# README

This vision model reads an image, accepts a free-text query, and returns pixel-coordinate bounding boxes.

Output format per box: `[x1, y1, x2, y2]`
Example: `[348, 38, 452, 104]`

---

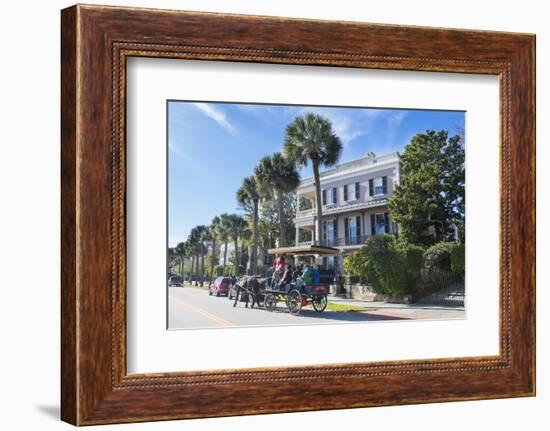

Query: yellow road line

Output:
[172, 297, 235, 327]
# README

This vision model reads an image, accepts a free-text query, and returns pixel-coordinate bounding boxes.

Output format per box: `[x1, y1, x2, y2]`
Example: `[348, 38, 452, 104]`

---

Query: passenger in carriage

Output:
[312, 264, 322, 284]
[301, 265, 314, 285]
[278, 265, 293, 292]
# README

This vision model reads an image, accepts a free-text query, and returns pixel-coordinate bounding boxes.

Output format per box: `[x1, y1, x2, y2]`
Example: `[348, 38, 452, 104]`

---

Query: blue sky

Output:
[168, 101, 464, 247]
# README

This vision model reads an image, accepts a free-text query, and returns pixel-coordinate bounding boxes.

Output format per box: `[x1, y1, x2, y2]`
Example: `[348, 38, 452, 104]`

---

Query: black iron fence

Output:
[414, 268, 465, 306]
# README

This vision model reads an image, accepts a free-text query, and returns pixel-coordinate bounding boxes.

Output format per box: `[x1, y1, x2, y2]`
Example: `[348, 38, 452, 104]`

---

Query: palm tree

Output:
[216, 213, 231, 276]
[175, 242, 186, 277]
[185, 238, 197, 283]
[208, 216, 221, 281]
[236, 176, 261, 275]
[198, 227, 212, 286]
[188, 226, 206, 285]
[224, 214, 247, 276]
[254, 153, 300, 247]
[284, 113, 342, 244]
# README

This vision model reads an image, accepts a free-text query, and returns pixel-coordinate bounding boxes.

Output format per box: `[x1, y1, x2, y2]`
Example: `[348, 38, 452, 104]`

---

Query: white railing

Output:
[296, 208, 316, 218]
[295, 198, 388, 219]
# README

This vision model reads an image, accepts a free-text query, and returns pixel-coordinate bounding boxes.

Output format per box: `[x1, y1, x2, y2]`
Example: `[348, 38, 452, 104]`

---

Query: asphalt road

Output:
[168, 286, 405, 330]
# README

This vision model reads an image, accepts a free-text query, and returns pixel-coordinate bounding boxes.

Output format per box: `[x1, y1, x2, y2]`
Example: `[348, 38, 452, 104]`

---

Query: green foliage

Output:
[423, 242, 454, 272]
[344, 236, 430, 299]
[388, 130, 464, 246]
[283, 113, 343, 168]
[223, 265, 245, 277]
[284, 113, 343, 245]
[364, 245, 407, 298]
[344, 251, 369, 284]
[214, 265, 224, 277]
[254, 153, 300, 246]
[394, 240, 425, 271]
[450, 243, 465, 275]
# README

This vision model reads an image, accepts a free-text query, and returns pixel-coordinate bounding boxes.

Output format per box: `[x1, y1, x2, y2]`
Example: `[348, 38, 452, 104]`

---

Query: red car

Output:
[209, 277, 231, 297]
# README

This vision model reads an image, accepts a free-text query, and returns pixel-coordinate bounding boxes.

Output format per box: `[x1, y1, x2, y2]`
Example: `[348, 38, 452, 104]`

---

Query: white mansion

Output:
[294, 152, 400, 270]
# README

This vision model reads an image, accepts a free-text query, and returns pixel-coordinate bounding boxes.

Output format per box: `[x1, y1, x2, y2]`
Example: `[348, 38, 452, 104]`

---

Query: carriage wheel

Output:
[312, 294, 328, 312]
[286, 289, 302, 316]
[264, 293, 277, 312]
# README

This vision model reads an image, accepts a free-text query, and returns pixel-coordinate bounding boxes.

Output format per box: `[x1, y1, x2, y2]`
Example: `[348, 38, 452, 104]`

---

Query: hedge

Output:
[450, 243, 465, 275]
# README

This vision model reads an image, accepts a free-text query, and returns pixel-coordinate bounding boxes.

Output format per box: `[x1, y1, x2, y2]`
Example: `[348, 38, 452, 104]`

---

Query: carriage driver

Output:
[271, 254, 286, 287]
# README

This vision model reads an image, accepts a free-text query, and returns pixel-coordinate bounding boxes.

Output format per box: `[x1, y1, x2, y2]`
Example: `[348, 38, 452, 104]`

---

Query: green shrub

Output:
[423, 242, 454, 272]
[344, 253, 368, 284]
[450, 243, 465, 275]
[361, 235, 408, 298]
[393, 240, 425, 294]
[345, 235, 432, 299]
[365, 246, 407, 298]
[393, 240, 424, 271]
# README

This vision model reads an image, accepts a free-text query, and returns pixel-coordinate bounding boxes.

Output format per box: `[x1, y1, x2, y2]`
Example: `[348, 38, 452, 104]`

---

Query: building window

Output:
[370, 212, 391, 235]
[327, 255, 338, 269]
[344, 183, 360, 202]
[322, 220, 336, 246]
[369, 176, 388, 197]
[375, 213, 386, 234]
[374, 177, 384, 195]
[345, 216, 362, 245]
[323, 187, 337, 206]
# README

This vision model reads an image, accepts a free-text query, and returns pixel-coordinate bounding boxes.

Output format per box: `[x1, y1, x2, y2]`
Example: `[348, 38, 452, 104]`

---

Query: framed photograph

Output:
[61, 4, 535, 425]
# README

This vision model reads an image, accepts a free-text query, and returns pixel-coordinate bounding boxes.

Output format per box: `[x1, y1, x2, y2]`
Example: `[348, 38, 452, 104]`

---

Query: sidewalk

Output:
[329, 296, 465, 320]
[176, 282, 465, 320]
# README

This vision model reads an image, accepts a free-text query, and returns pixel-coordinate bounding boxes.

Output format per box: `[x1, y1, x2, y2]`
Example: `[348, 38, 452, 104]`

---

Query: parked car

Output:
[168, 275, 183, 287]
[209, 277, 231, 296]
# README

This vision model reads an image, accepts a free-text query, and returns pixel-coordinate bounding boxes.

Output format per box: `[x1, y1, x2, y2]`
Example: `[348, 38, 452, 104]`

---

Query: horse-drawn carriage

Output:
[262, 243, 339, 316]
[263, 282, 329, 315]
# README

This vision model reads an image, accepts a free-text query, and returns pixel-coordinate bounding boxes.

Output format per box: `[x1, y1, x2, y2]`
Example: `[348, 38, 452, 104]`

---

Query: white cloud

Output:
[386, 111, 407, 128]
[297, 107, 364, 144]
[192, 103, 236, 134]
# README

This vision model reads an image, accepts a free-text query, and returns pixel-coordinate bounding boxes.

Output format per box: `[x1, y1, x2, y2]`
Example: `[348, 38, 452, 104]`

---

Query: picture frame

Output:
[61, 4, 535, 425]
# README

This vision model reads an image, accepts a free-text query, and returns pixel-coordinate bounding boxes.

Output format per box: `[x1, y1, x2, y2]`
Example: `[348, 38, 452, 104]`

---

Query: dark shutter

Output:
[343, 184, 348, 201]
[370, 214, 376, 236]
[332, 187, 337, 204]
[384, 212, 390, 233]
[355, 182, 360, 199]
[322, 189, 326, 205]
[323, 256, 328, 268]
[369, 179, 374, 196]
[322, 221, 327, 241]
[344, 218, 349, 242]
[382, 176, 388, 194]
[356, 216, 361, 239]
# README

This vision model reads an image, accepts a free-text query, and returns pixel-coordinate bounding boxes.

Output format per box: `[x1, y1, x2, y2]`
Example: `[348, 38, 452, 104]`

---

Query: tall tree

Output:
[198, 226, 212, 286]
[254, 153, 300, 247]
[208, 216, 221, 281]
[175, 242, 186, 277]
[236, 176, 261, 275]
[223, 214, 247, 276]
[284, 113, 342, 244]
[388, 130, 465, 245]
[185, 237, 197, 283]
[188, 225, 207, 285]
[216, 213, 231, 276]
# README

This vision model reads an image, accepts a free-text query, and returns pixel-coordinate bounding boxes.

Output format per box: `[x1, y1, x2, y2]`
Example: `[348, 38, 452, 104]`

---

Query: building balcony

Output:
[295, 197, 389, 222]
[296, 235, 373, 249]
